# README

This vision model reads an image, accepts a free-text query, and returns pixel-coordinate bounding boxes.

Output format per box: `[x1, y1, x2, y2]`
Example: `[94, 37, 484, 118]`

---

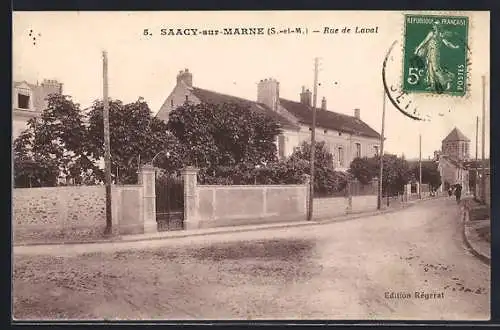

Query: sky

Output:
[12, 11, 490, 159]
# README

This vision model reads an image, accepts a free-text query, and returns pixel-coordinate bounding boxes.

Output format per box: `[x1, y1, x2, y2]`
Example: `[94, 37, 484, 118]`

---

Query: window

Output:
[18, 93, 30, 109]
[338, 147, 344, 167]
[373, 145, 379, 156]
[355, 143, 361, 158]
[171, 99, 174, 106]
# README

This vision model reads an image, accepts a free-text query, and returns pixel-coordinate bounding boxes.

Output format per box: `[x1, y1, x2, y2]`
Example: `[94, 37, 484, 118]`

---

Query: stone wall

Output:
[182, 167, 308, 229]
[312, 194, 378, 219]
[313, 197, 348, 219]
[194, 184, 308, 228]
[12, 166, 156, 244]
[475, 172, 491, 206]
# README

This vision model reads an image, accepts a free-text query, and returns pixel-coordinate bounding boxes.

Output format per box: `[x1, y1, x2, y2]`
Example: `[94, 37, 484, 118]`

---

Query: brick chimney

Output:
[354, 108, 360, 119]
[321, 97, 327, 110]
[300, 86, 312, 107]
[41, 79, 63, 95]
[257, 78, 280, 111]
[176, 68, 193, 87]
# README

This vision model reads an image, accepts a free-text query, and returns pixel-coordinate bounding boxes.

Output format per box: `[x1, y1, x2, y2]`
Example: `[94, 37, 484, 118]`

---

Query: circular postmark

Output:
[382, 13, 473, 122]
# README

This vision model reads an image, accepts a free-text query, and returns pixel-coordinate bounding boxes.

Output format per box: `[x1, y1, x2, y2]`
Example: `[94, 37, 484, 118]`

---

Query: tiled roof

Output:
[191, 87, 299, 130]
[278, 98, 381, 139]
[442, 127, 470, 142]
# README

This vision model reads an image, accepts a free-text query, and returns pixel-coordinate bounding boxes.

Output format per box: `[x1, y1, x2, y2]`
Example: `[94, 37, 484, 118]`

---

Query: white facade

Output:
[12, 79, 63, 139]
[12, 82, 38, 138]
[281, 125, 379, 171]
[157, 69, 380, 172]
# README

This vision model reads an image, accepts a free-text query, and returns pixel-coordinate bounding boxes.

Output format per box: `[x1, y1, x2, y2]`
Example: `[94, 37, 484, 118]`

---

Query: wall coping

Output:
[13, 184, 142, 191]
[198, 184, 308, 189]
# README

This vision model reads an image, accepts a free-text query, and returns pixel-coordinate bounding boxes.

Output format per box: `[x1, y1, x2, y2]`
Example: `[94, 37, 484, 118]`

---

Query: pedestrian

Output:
[455, 184, 462, 204]
[448, 187, 453, 197]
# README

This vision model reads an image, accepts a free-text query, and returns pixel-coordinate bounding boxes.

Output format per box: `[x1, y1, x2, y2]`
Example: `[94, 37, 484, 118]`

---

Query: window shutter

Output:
[278, 135, 285, 158]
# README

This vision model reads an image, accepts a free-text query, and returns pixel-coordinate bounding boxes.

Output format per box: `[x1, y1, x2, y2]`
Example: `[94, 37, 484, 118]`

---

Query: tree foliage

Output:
[13, 130, 59, 188]
[13, 94, 96, 187]
[349, 157, 379, 185]
[167, 102, 282, 181]
[288, 141, 348, 196]
[86, 98, 176, 183]
[411, 160, 442, 191]
[349, 154, 412, 195]
[13, 94, 177, 186]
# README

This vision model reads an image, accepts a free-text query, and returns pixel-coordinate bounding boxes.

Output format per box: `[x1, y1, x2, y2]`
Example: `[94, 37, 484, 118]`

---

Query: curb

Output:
[461, 208, 491, 266]
[13, 197, 435, 249]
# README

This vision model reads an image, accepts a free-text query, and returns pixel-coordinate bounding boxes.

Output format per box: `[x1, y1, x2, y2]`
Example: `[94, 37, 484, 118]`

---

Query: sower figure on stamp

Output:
[413, 21, 460, 93]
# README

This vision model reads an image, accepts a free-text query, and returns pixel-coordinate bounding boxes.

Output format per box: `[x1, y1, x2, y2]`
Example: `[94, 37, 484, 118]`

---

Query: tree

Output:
[166, 102, 282, 182]
[12, 94, 97, 186]
[86, 98, 177, 183]
[349, 157, 379, 184]
[288, 140, 335, 170]
[13, 130, 59, 187]
[13, 94, 179, 186]
[412, 161, 442, 191]
[379, 154, 412, 195]
[287, 141, 348, 196]
[349, 154, 411, 196]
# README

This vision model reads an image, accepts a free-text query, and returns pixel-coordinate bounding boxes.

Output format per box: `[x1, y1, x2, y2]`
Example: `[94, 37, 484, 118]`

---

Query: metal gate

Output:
[155, 173, 184, 231]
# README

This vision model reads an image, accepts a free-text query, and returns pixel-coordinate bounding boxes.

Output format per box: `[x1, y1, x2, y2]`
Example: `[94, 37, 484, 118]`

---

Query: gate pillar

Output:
[182, 166, 199, 230]
[141, 165, 158, 233]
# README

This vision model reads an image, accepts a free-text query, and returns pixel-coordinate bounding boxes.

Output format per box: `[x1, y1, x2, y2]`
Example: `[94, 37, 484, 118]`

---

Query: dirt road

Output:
[13, 198, 490, 320]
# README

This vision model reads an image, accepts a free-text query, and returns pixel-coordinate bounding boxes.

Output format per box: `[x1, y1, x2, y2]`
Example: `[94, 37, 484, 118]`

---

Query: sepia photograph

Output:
[12, 10, 491, 321]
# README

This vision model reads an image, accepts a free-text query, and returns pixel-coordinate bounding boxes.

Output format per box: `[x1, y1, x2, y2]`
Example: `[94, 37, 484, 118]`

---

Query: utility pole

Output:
[481, 75, 486, 204]
[103, 51, 113, 234]
[307, 57, 319, 221]
[475, 115, 479, 197]
[475, 116, 479, 161]
[377, 89, 386, 210]
[418, 134, 422, 199]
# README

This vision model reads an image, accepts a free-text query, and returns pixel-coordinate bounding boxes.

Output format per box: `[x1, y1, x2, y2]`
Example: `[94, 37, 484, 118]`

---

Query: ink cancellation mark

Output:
[403, 14, 469, 96]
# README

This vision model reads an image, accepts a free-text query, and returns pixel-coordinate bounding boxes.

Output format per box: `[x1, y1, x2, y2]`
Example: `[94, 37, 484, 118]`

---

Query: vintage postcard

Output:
[12, 10, 490, 321]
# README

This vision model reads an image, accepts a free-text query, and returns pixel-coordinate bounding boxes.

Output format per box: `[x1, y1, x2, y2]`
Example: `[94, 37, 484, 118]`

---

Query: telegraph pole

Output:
[418, 134, 422, 199]
[377, 89, 386, 210]
[307, 58, 319, 221]
[103, 51, 113, 234]
[475, 116, 479, 161]
[481, 75, 486, 203]
[475, 115, 479, 197]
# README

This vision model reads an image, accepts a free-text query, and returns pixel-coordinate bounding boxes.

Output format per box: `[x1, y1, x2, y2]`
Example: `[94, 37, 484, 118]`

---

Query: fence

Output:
[313, 179, 378, 219]
[12, 166, 157, 244]
[181, 167, 309, 229]
[475, 170, 491, 206]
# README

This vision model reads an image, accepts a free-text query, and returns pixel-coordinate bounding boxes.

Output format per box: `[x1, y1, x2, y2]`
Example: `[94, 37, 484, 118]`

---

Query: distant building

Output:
[156, 69, 381, 171]
[435, 127, 470, 193]
[12, 79, 63, 139]
[441, 127, 470, 161]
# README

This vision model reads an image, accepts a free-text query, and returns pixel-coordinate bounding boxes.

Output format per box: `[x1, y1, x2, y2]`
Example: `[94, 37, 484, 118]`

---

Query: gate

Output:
[155, 173, 184, 231]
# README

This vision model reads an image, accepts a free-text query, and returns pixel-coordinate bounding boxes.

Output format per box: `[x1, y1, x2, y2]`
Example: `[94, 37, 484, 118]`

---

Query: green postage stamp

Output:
[403, 14, 469, 96]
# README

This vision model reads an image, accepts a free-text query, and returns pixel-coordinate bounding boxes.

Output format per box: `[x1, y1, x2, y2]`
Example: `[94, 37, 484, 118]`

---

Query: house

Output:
[12, 79, 63, 139]
[435, 127, 471, 193]
[156, 69, 381, 171]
